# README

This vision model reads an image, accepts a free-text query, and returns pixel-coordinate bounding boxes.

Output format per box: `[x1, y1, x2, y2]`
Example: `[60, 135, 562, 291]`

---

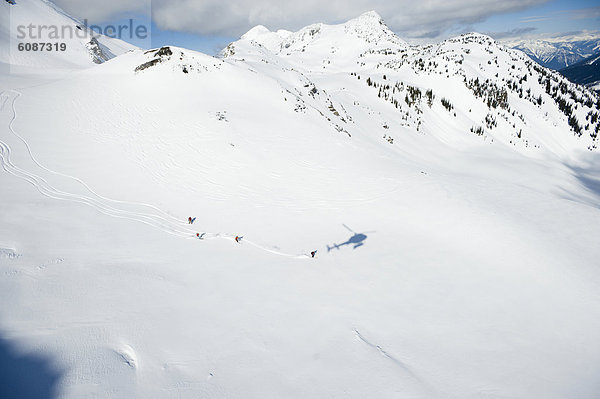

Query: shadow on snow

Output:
[0, 335, 63, 399]
[327, 224, 375, 252]
[563, 155, 600, 209]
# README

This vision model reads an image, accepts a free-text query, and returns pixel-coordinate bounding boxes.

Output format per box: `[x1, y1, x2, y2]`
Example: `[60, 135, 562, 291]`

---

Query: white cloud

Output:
[498, 29, 600, 46]
[51, 0, 549, 38]
[485, 27, 538, 40]
[51, 0, 149, 22]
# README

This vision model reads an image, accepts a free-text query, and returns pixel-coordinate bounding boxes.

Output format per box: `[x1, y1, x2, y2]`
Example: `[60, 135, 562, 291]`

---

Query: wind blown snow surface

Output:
[1, 5, 600, 399]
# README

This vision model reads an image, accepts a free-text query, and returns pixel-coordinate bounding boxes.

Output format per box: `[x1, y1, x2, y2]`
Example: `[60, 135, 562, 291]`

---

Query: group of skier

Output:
[187, 216, 317, 258]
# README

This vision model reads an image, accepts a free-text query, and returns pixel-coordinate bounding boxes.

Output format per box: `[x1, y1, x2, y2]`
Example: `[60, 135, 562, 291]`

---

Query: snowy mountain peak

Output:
[342, 10, 401, 45]
[238, 24, 292, 53]
[347, 10, 385, 25]
[450, 32, 497, 45]
[227, 10, 406, 65]
[241, 25, 272, 40]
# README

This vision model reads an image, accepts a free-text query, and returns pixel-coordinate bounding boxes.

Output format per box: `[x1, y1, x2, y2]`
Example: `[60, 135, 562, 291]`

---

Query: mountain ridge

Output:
[215, 17, 600, 153]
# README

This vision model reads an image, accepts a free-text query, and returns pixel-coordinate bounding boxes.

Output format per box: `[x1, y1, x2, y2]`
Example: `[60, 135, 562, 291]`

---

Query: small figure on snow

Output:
[196, 233, 205, 239]
[188, 217, 196, 224]
[235, 236, 241, 243]
[310, 251, 317, 258]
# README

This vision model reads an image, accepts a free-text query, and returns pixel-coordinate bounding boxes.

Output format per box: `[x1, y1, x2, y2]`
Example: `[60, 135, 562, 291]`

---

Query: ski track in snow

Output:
[0, 90, 308, 259]
[353, 329, 438, 396]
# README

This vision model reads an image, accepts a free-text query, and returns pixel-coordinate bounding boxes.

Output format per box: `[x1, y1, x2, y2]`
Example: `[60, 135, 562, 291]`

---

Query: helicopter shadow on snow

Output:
[327, 224, 375, 252]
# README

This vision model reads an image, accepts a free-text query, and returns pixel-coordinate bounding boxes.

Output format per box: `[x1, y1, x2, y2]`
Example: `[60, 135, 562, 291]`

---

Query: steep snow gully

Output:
[0, 90, 310, 259]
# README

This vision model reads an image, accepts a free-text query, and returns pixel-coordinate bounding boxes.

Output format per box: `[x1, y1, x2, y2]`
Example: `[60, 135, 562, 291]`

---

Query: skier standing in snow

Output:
[311, 251, 317, 258]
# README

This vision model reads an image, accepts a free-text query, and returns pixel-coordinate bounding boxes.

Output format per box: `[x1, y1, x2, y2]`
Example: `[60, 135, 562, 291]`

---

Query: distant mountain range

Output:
[560, 52, 600, 92]
[505, 32, 600, 92]
[503, 33, 600, 70]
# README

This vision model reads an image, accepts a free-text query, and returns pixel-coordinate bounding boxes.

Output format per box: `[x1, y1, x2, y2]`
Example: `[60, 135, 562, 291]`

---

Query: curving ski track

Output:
[0, 90, 308, 258]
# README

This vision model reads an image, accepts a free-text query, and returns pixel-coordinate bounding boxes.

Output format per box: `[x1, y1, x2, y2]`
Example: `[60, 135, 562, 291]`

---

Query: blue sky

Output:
[149, 24, 232, 55]
[60, 0, 600, 54]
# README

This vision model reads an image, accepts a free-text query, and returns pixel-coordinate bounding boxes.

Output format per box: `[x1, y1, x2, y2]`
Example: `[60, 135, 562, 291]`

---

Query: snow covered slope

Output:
[0, 0, 137, 70]
[0, 9, 599, 399]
